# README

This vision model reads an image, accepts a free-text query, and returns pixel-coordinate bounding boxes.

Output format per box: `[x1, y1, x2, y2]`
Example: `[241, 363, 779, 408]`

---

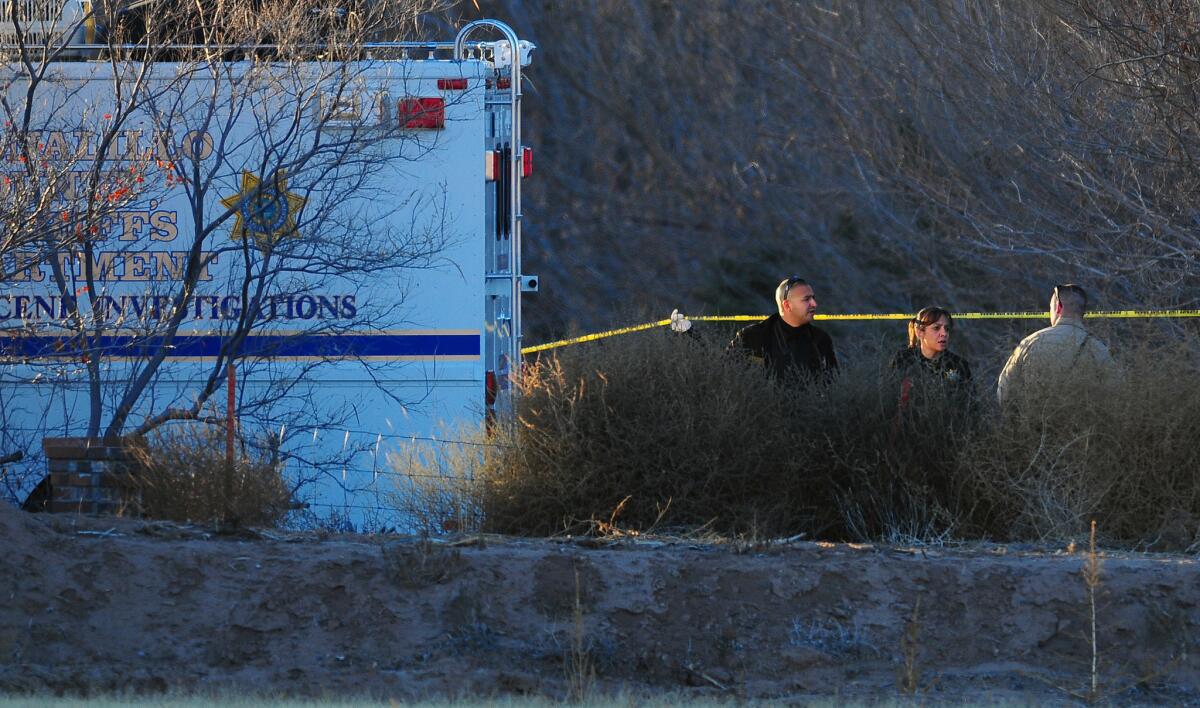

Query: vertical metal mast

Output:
[454, 20, 524, 391]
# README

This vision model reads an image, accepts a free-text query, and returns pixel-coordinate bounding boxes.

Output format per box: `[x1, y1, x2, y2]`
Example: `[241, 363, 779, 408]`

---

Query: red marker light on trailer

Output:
[397, 97, 445, 129]
[485, 370, 498, 407]
[437, 78, 468, 90]
[486, 149, 531, 180]
[522, 146, 533, 178]
[484, 369, 498, 435]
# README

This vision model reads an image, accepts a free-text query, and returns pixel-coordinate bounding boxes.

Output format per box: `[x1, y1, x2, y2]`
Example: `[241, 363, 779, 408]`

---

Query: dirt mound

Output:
[0, 515, 1197, 702]
[0, 499, 33, 543]
[0, 504, 53, 576]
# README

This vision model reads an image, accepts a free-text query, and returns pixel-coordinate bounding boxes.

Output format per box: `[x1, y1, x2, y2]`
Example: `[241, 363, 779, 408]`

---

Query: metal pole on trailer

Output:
[226, 360, 236, 466]
[454, 19, 524, 391]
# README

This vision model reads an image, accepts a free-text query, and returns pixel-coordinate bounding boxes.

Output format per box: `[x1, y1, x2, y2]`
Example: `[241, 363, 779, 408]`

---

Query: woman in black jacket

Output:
[891, 307, 972, 389]
[886, 309, 975, 525]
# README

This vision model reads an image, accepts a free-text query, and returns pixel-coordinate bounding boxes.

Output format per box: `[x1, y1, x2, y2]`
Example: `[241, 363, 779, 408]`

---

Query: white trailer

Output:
[0, 17, 536, 529]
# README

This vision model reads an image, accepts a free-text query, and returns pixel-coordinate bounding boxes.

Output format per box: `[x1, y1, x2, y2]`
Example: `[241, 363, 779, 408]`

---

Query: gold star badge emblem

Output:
[220, 170, 307, 247]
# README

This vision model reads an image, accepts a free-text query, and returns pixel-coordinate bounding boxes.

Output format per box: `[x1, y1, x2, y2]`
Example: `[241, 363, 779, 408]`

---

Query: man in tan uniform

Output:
[997, 284, 1115, 405]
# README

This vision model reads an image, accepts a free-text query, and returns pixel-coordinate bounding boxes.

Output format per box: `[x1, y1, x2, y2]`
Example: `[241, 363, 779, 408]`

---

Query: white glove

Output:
[669, 309, 692, 333]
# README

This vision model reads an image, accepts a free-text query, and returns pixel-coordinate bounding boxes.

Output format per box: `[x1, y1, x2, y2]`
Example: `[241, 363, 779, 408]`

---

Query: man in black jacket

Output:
[728, 276, 838, 383]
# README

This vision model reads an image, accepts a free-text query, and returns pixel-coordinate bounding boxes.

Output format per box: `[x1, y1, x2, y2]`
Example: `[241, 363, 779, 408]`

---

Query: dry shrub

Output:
[129, 425, 292, 527]
[480, 332, 842, 537]
[838, 341, 1200, 548]
[390, 332, 1200, 549]
[963, 344, 1200, 548]
[829, 369, 992, 544]
[474, 332, 1003, 539]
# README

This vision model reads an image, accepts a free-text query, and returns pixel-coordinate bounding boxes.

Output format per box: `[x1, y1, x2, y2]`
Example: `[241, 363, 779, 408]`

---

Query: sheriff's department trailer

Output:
[0, 18, 537, 529]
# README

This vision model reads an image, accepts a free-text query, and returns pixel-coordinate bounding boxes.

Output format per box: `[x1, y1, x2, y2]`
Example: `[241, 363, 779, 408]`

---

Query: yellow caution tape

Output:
[521, 319, 673, 354]
[521, 309, 1200, 355]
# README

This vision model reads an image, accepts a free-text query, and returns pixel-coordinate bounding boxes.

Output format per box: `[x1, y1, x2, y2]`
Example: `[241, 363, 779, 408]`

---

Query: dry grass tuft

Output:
[380, 537, 461, 588]
[387, 429, 488, 535]
[564, 568, 596, 702]
[129, 425, 291, 527]
[1084, 520, 1102, 702]
[897, 598, 923, 696]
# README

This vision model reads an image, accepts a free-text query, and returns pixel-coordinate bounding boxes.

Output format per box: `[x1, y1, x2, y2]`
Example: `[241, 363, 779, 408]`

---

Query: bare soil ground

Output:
[2, 503, 1198, 704]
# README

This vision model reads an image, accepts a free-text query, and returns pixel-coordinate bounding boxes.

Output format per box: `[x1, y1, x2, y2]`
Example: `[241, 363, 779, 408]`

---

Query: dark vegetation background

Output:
[442, 0, 1200, 364]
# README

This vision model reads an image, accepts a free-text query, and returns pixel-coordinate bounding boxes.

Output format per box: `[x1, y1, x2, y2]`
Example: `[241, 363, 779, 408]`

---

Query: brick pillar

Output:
[42, 437, 143, 516]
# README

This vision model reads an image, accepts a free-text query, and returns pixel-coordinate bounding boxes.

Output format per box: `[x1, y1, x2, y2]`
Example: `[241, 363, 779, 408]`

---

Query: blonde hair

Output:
[908, 307, 953, 348]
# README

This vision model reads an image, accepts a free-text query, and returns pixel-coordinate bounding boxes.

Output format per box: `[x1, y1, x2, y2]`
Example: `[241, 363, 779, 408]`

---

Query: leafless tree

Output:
[480, 0, 940, 333]
[788, 1, 1200, 311]
[481, 0, 1200, 356]
[0, 0, 462, 500]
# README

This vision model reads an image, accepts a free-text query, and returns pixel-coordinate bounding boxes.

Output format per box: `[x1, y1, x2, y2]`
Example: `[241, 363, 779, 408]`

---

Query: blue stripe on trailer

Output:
[0, 333, 481, 358]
